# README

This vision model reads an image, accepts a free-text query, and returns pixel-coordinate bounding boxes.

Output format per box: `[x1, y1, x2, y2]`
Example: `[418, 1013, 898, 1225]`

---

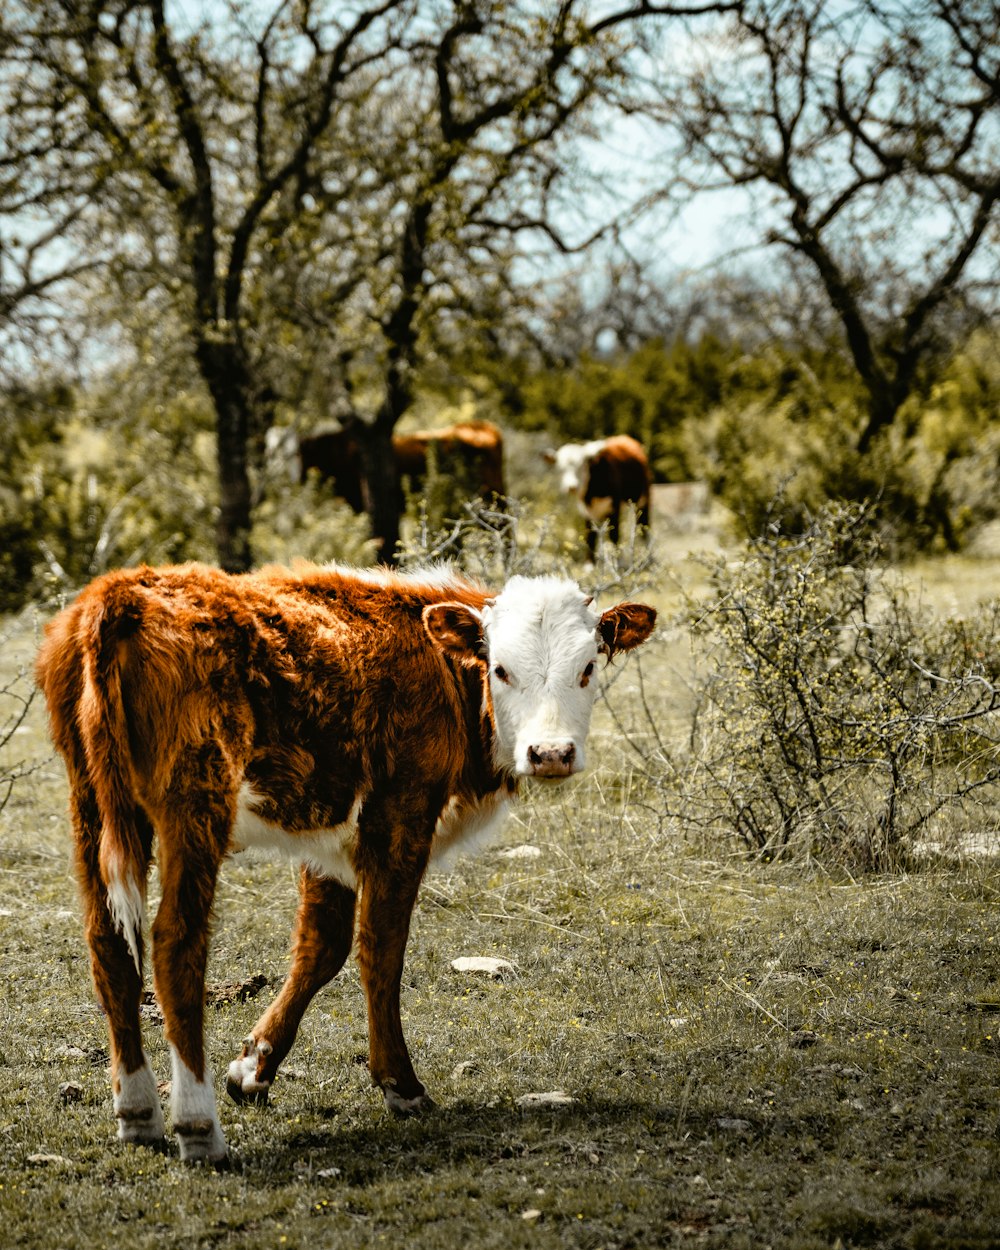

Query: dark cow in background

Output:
[297, 425, 368, 511]
[546, 434, 652, 558]
[297, 418, 505, 513]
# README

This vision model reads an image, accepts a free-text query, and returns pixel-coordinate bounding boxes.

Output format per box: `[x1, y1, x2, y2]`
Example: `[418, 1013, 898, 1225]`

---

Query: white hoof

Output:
[226, 1035, 272, 1105]
[383, 1086, 436, 1117]
[169, 1046, 227, 1164]
[175, 1118, 229, 1165]
[114, 1058, 167, 1146]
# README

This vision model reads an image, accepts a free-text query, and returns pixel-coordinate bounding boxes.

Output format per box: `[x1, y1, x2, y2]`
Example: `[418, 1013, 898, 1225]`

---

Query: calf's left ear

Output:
[423, 602, 485, 663]
[598, 602, 657, 658]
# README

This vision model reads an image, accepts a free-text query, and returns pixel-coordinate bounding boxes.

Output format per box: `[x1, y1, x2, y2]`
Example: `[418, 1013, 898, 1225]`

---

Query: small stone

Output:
[206, 974, 269, 1007]
[790, 1029, 820, 1049]
[450, 956, 517, 979]
[451, 1059, 479, 1080]
[317, 1166, 342, 1180]
[27, 1153, 75, 1167]
[521, 1208, 542, 1221]
[516, 1090, 576, 1109]
[499, 845, 542, 860]
[53, 1045, 87, 1060]
[716, 1117, 752, 1133]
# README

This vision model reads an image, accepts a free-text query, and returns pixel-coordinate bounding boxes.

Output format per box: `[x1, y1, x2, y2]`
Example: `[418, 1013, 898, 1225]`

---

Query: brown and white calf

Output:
[546, 435, 652, 558]
[36, 562, 655, 1162]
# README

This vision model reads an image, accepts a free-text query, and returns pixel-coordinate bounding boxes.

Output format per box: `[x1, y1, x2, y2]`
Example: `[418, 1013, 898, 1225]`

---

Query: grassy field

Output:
[2, 519, 1000, 1249]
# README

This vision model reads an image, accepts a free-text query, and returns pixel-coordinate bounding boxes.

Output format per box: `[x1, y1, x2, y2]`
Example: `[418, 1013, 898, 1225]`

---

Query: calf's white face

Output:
[484, 578, 604, 777]
[423, 575, 656, 779]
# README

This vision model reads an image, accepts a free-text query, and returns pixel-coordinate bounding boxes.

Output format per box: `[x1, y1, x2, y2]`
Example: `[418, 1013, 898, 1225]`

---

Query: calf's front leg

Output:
[227, 870, 356, 1105]
[356, 860, 434, 1116]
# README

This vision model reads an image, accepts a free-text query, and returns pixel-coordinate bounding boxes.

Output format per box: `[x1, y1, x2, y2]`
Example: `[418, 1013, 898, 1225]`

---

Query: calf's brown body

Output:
[36, 560, 655, 1160]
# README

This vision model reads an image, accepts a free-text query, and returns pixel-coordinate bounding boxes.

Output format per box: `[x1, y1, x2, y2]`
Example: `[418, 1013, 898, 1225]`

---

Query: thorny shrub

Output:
[0, 614, 37, 816]
[636, 503, 1000, 869]
[396, 494, 656, 603]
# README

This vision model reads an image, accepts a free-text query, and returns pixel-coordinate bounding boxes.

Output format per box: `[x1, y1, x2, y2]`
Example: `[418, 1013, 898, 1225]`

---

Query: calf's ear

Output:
[598, 602, 657, 658]
[423, 602, 485, 663]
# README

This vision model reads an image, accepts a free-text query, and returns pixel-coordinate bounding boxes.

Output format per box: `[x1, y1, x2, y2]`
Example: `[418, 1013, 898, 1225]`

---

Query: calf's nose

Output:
[526, 742, 577, 778]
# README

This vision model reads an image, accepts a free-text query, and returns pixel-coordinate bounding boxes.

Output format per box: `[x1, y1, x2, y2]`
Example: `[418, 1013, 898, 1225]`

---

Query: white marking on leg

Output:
[169, 1045, 227, 1163]
[383, 1086, 437, 1116]
[114, 1054, 166, 1144]
[226, 1034, 273, 1104]
[106, 870, 145, 974]
[582, 495, 614, 524]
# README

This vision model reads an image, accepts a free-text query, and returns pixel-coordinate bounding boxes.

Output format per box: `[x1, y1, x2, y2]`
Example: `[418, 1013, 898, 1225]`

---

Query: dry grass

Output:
[2, 522, 1000, 1248]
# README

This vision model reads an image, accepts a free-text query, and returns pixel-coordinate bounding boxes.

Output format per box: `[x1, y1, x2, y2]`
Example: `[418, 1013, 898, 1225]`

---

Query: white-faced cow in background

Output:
[546, 434, 652, 558]
[36, 561, 656, 1163]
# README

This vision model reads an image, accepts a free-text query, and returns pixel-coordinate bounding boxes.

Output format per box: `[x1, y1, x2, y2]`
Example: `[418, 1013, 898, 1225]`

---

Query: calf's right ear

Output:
[423, 602, 485, 664]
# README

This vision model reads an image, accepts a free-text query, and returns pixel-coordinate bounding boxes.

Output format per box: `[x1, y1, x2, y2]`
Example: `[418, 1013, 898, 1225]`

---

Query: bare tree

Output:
[288, 4, 628, 556]
[261, 1, 743, 556]
[0, 0, 739, 568]
[643, 0, 1000, 453]
[2, 0, 414, 569]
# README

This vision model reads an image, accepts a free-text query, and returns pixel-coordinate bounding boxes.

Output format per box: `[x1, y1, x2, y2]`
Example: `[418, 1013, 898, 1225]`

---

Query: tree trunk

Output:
[359, 413, 402, 563]
[215, 402, 254, 573]
[856, 382, 901, 456]
[197, 337, 255, 572]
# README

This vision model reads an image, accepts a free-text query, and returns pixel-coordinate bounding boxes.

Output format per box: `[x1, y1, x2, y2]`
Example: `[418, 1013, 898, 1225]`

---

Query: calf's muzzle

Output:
[526, 742, 577, 778]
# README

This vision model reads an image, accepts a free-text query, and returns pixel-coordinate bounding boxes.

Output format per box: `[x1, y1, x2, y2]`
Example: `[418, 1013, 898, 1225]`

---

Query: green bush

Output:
[512, 334, 735, 482]
[644, 502, 1000, 868]
[695, 331, 1000, 554]
[0, 614, 35, 817]
[506, 326, 1000, 556]
[694, 392, 862, 538]
[0, 381, 217, 608]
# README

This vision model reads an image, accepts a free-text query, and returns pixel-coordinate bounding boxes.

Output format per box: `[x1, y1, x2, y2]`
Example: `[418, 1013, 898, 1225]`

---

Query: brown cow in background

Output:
[296, 425, 368, 511]
[546, 434, 652, 558]
[297, 418, 505, 513]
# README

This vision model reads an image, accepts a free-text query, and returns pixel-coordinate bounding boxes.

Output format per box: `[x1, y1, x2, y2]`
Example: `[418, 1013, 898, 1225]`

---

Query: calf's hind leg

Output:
[151, 795, 229, 1163]
[72, 784, 165, 1147]
[228, 870, 356, 1105]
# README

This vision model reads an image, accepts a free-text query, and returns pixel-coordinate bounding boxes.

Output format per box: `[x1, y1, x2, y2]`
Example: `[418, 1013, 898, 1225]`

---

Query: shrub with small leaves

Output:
[396, 494, 656, 604]
[648, 502, 1000, 868]
[0, 614, 37, 817]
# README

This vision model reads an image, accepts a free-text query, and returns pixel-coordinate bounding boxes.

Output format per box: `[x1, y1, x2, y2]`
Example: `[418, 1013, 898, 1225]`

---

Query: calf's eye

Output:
[493, 664, 510, 684]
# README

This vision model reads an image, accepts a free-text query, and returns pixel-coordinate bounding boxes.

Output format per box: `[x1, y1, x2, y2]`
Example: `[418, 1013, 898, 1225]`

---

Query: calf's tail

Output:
[38, 582, 150, 971]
